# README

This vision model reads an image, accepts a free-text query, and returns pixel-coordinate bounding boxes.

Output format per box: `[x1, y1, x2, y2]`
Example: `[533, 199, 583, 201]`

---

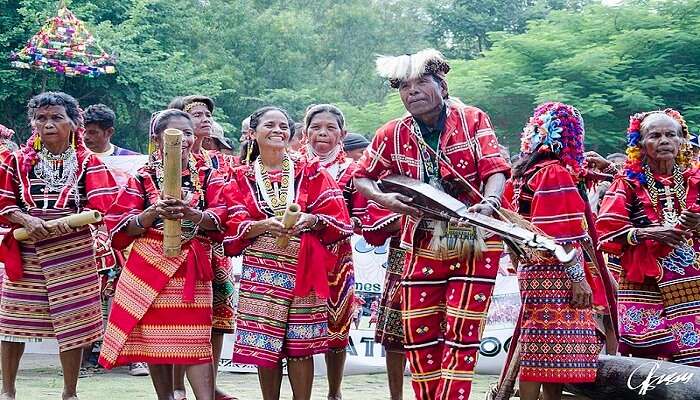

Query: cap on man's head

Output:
[376, 49, 451, 89]
[343, 133, 370, 152]
[211, 121, 232, 149]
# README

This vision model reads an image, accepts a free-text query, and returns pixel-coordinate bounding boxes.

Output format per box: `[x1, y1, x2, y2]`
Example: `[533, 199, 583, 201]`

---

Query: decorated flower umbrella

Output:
[9, 4, 116, 78]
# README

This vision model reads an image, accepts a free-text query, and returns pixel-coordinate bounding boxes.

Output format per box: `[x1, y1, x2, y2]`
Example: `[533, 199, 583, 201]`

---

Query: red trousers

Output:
[402, 226, 502, 400]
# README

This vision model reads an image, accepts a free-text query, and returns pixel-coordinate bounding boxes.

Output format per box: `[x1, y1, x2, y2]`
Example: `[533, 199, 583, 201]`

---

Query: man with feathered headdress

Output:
[354, 49, 510, 399]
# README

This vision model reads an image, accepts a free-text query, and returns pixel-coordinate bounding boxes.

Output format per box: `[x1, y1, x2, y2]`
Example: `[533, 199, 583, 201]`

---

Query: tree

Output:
[0, 0, 431, 150]
[428, 0, 591, 58]
[347, 1, 700, 156]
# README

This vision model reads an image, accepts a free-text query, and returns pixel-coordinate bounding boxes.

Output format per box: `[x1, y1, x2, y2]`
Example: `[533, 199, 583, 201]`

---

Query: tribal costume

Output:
[0, 149, 118, 351]
[373, 239, 406, 351]
[223, 156, 352, 368]
[195, 148, 237, 333]
[99, 158, 227, 367]
[510, 160, 603, 382]
[356, 99, 510, 399]
[321, 154, 357, 349]
[598, 166, 700, 366]
[597, 108, 700, 366]
[509, 102, 604, 384]
[302, 144, 375, 349]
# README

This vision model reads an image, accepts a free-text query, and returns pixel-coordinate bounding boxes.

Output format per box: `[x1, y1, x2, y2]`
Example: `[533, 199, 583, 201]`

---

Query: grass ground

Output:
[8, 354, 499, 400]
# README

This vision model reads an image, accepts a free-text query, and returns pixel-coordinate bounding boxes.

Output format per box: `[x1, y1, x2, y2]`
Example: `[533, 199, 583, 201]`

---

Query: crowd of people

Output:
[0, 47, 699, 400]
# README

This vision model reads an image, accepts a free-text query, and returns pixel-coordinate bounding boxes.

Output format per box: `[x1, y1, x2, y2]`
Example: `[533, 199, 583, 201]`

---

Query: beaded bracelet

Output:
[481, 196, 501, 210]
[309, 215, 322, 230]
[134, 214, 145, 230]
[626, 228, 639, 246]
[487, 195, 502, 209]
[565, 261, 585, 283]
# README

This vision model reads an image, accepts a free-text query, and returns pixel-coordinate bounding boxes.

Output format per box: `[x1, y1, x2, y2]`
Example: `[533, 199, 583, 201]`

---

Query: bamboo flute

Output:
[276, 203, 301, 247]
[13, 210, 102, 241]
[162, 128, 182, 257]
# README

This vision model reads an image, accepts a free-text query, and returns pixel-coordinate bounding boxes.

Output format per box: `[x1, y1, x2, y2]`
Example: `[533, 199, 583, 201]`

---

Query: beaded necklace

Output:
[411, 119, 442, 189]
[34, 146, 81, 209]
[643, 164, 686, 227]
[254, 154, 295, 217]
[35, 147, 79, 192]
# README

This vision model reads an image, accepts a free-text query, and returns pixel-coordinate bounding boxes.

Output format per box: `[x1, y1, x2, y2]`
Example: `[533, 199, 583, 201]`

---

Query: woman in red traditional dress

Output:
[99, 109, 227, 400]
[0, 92, 119, 400]
[301, 104, 363, 399]
[170, 95, 237, 400]
[508, 102, 603, 400]
[224, 106, 352, 400]
[596, 109, 700, 366]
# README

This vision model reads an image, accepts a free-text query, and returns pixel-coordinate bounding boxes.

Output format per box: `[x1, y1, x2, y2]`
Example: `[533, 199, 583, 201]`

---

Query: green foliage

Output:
[352, 1, 700, 156]
[1, 0, 699, 159]
[428, 0, 591, 58]
[0, 0, 429, 151]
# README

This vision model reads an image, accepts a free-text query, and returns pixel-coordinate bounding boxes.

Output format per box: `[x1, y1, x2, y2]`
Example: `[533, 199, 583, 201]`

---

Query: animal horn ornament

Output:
[378, 175, 577, 263]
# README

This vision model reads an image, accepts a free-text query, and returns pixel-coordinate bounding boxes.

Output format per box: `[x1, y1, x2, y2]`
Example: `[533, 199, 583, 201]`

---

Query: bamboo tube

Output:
[276, 203, 301, 248]
[162, 128, 182, 257]
[14, 210, 102, 241]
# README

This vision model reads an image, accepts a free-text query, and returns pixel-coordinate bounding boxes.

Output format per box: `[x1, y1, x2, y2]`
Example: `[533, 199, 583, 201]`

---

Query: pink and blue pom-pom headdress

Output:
[520, 102, 586, 176]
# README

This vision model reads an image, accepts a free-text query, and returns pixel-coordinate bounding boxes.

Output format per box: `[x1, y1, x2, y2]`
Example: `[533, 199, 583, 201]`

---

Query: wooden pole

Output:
[162, 128, 182, 257]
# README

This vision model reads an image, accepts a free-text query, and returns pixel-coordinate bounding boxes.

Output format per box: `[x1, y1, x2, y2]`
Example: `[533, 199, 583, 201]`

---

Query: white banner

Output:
[220, 236, 519, 376]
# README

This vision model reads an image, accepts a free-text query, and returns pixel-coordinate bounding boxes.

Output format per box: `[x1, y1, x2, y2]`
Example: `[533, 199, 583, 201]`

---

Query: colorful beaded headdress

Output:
[520, 102, 585, 175]
[624, 108, 691, 185]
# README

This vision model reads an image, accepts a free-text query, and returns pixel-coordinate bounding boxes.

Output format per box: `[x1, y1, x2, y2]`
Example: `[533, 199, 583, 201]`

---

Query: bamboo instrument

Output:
[14, 210, 102, 241]
[162, 128, 182, 257]
[276, 203, 301, 247]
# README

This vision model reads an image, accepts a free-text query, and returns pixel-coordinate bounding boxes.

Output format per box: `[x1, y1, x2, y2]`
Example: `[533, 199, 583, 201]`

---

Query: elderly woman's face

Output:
[307, 111, 345, 155]
[155, 116, 195, 165]
[33, 105, 74, 153]
[188, 104, 212, 138]
[640, 115, 683, 162]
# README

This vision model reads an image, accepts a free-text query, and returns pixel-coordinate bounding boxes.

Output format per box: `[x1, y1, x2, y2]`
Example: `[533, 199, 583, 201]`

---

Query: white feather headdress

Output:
[375, 49, 450, 87]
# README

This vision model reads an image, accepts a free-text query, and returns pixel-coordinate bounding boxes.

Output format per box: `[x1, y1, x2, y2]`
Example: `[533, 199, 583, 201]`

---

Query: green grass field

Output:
[8, 355, 499, 399]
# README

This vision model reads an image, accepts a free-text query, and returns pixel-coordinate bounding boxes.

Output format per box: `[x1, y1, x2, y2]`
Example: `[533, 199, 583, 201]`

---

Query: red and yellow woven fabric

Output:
[511, 160, 602, 383]
[223, 158, 352, 367]
[99, 165, 227, 368]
